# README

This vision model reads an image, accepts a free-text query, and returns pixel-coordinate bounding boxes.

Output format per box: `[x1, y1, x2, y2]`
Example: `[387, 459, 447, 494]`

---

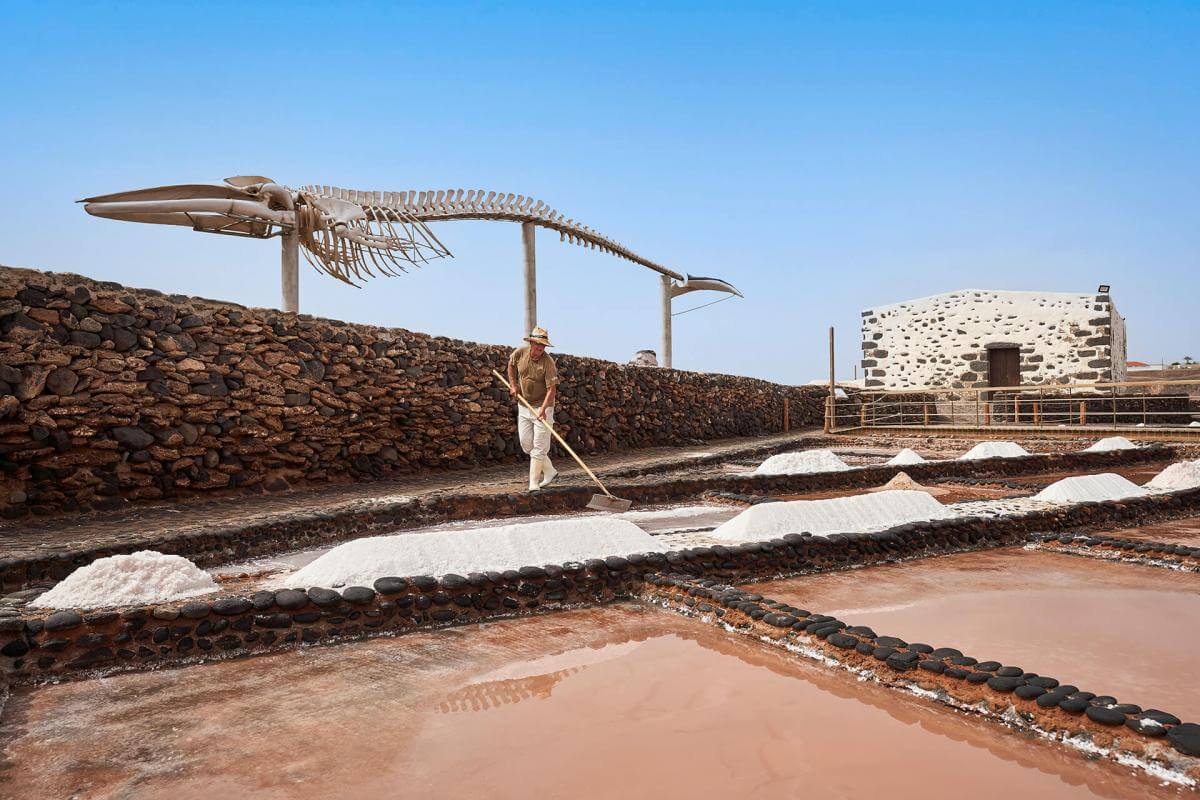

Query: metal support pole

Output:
[521, 222, 537, 337]
[661, 274, 673, 369]
[826, 326, 835, 432]
[280, 229, 300, 313]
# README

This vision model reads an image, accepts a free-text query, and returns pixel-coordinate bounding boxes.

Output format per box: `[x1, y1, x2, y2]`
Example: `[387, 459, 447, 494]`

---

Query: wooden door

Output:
[988, 347, 1020, 388]
[988, 347, 1021, 422]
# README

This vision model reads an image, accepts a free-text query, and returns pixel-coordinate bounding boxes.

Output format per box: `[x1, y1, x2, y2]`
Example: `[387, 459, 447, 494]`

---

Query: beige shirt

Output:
[508, 346, 559, 406]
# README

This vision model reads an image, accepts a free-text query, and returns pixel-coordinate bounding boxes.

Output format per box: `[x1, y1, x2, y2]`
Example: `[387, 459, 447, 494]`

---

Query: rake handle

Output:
[491, 369, 616, 498]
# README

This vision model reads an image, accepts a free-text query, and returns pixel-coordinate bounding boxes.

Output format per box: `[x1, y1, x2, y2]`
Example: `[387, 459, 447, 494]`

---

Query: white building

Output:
[860, 289, 1127, 390]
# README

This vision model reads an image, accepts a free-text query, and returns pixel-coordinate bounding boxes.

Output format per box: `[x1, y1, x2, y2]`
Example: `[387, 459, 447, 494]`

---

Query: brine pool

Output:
[0, 603, 1185, 799]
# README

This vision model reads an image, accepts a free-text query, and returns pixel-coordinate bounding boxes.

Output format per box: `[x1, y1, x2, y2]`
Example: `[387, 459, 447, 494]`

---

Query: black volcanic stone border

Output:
[643, 573, 1200, 770]
[1032, 532, 1200, 572]
[0, 443, 1174, 592]
[5, 484, 1200, 687]
[0, 557, 655, 682]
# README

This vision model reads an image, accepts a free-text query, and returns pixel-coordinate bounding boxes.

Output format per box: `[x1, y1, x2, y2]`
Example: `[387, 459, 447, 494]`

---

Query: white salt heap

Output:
[711, 489, 952, 541]
[1145, 460, 1200, 491]
[1034, 473, 1149, 503]
[754, 449, 850, 475]
[284, 517, 659, 588]
[1083, 436, 1138, 452]
[958, 441, 1029, 460]
[33, 551, 218, 609]
[887, 448, 927, 466]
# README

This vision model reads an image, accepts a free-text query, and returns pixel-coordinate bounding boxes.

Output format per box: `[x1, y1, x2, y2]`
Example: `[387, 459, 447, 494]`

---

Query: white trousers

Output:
[517, 404, 554, 459]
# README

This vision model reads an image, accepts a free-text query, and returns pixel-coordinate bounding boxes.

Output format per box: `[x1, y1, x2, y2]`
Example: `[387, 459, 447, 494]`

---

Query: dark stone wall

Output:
[0, 266, 824, 516]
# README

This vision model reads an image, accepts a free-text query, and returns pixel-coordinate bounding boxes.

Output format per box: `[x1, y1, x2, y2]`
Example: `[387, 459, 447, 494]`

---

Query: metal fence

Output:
[828, 379, 1200, 432]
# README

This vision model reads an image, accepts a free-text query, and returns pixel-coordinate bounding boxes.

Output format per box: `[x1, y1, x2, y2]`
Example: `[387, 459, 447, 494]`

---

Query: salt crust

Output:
[1034, 473, 1149, 503]
[711, 489, 952, 541]
[32, 551, 218, 609]
[958, 441, 1029, 460]
[283, 517, 659, 587]
[1083, 436, 1137, 452]
[1146, 460, 1200, 491]
[754, 449, 850, 475]
[886, 448, 926, 466]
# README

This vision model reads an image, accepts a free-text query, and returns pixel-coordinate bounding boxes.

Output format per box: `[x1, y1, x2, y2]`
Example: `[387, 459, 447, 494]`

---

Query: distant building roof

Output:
[1127, 361, 1150, 367]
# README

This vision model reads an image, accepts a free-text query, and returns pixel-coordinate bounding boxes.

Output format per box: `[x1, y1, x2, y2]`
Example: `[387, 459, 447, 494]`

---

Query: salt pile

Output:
[32, 551, 218, 609]
[1034, 473, 1149, 503]
[958, 441, 1029, 460]
[754, 449, 850, 475]
[283, 517, 659, 588]
[711, 489, 952, 541]
[1145, 460, 1200, 491]
[886, 448, 926, 466]
[1083, 436, 1137, 452]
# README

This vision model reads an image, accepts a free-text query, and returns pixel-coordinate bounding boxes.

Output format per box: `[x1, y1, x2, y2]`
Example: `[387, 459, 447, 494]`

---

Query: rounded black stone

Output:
[875, 636, 907, 648]
[1141, 709, 1181, 726]
[43, 611, 83, 632]
[518, 566, 548, 579]
[307, 587, 342, 607]
[950, 656, 978, 666]
[1168, 723, 1200, 756]
[341, 586, 376, 604]
[966, 672, 991, 684]
[918, 660, 945, 674]
[945, 667, 970, 679]
[373, 577, 408, 595]
[151, 626, 170, 644]
[1086, 706, 1127, 726]
[827, 632, 858, 649]
[411, 576, 438, 592]
[930, 647, 963, 659]
[1028, 676, 1060, 689]
[212, 598, 252, 616]
[908, 643, 934, 654]
[1, 638, 29, 657]
[987, 675, 1025, 693]
[855, 641, 875, 655]
[974, 661, 1001, 672]
[180, 602, 210, 620]
[1125, 718, 1168, 737]
[1058, 697, 1090, 713]
[1015, 685, 1046, 700]
[604, 556, 630, 570]
[251, 591, 275, 611]
[440, 574, 469, 590]
[995, 666, 1023, 678]
[872, 646, 897, 661]
[431, 609, 457, 622]
[273, 589, 309, 610]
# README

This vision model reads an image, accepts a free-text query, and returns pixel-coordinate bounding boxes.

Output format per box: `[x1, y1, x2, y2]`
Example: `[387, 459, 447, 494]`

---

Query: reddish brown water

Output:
[1104, 516, 1200, 547]
[752, 549, 1200, 721]
[0, 604, 1185, 799]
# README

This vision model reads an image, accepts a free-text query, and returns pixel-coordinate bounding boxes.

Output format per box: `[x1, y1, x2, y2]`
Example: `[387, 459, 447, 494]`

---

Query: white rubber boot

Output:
[538, 456, 558, 488]
[528, 457, 543, 491]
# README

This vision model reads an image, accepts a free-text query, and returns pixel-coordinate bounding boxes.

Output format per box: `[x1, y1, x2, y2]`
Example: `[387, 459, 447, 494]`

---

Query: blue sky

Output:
[1, 1, 1196, 382]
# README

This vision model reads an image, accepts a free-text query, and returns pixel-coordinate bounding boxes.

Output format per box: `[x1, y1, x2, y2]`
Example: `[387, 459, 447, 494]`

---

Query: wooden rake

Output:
[492, 370, 632, 512]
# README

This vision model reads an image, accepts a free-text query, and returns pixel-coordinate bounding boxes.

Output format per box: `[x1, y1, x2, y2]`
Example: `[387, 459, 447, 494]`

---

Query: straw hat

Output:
[524, 326, 553, 346]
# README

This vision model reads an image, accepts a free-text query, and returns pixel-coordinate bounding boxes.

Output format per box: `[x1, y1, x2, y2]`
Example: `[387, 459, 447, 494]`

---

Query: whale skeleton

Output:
[81, 176, 741, 365]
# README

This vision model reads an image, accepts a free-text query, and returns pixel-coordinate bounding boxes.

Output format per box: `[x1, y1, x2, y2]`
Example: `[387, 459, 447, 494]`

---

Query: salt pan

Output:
[711, 490, 952, 541]
[1083, 436, 1137, 452]
[887, 448, 926, 466]
[1034, 473, 1149, 503]
[32, 551, 218, 609]
[958, 441, 1029, 460]
[284, 517, 659, 588]
[1146, 460, 1200, 491]
[754, 449, 850, 475]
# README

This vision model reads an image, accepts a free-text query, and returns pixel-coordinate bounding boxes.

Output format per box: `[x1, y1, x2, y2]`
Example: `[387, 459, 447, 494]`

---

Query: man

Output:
[507, 326, 560, 491]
